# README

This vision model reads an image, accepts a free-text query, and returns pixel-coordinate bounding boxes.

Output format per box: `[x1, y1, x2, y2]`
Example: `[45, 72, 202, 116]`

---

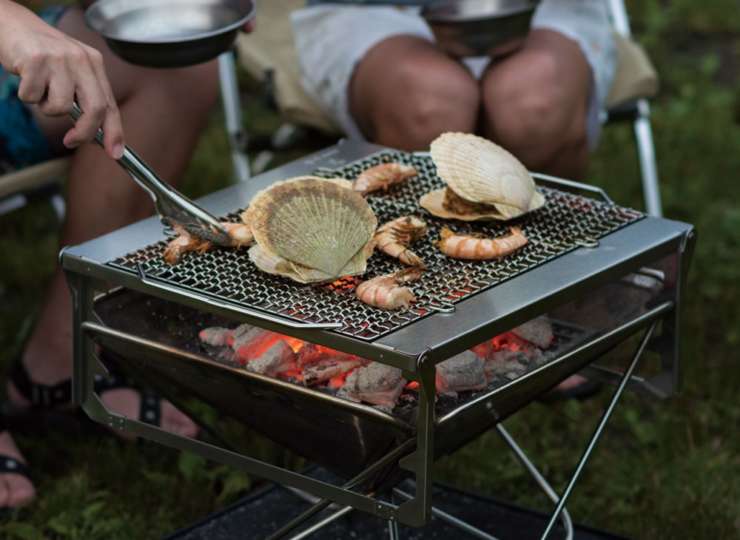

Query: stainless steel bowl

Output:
[85, 0, 256, 68]
[422, 0, 539, 58]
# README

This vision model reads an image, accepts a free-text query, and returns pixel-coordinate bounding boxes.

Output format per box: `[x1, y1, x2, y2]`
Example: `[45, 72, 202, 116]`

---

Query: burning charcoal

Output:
[297, 342, 360, 367]
[339, 362, 405, 409]
[198, 327, 233, 347]
[243, 341, 296, 377]
[232, 324, 283, 363]
[303, 358, 364, 386]
[435, 351, 487, 397]
[511, 316, 554, 349]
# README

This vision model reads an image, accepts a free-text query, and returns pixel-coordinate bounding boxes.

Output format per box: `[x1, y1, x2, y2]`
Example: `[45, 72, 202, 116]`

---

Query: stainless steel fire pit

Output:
[62, 140, 695, 539]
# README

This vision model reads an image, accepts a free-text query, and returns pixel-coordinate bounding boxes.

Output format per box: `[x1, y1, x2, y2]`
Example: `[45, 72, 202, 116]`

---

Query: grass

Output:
[1, 0, 740, 537]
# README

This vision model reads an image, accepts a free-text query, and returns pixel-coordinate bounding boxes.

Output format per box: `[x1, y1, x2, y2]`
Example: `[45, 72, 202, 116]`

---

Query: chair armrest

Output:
[606, 34, 659, 109]
[0, 157, 70, 200]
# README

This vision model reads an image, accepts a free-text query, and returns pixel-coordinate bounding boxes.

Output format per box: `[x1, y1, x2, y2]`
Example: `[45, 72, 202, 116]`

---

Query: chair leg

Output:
[219, 51, 251, 182]
[633, 99, 663, 217]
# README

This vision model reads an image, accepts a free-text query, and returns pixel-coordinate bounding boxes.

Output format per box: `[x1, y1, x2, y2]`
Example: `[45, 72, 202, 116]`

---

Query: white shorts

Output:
[291, 1, 617, 149]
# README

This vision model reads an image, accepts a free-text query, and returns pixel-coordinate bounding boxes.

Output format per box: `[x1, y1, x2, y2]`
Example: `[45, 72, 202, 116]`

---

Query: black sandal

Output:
[0, 414, 33, 512]
[8, 355, 162, 427]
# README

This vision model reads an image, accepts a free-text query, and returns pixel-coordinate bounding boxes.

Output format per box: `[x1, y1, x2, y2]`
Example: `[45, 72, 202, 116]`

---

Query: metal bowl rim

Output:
[422, 0, 538, 23]
[85, 0, 256, 45]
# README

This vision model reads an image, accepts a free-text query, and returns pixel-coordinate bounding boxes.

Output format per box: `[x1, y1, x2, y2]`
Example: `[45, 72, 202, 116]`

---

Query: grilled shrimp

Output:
[356, 268, 422, 310]
[221, 222, 254, 247]
[354, 163, 417, 195]
[437, 227, 528, 260]
[163, 221, 254, 264]
[374, 216, 428, 267]
[163, 225, 212, 265]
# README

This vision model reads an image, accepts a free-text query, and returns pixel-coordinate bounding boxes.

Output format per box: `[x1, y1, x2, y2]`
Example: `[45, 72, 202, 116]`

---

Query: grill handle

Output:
[530, 172, 614, 204]
[136, 266, 343, 331]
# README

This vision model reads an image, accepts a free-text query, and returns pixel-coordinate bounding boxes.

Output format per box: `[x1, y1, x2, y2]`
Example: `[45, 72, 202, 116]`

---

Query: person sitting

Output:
[290, 0, 611, 398]
[290, 0, 617, 180]
[0, 0, 223, 509]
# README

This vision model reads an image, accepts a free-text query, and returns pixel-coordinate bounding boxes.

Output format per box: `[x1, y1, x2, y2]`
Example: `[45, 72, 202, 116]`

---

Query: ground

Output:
[1, 0, 740, 538]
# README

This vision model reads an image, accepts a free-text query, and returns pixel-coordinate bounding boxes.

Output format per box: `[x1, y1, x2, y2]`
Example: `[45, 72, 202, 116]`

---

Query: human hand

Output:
[0, 1, 124, 159]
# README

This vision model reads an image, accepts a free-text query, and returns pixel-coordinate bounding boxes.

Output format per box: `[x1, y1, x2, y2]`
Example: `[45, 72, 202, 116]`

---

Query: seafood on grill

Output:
[437, 227, 528, 260]
[163, 224, 212, 264]
[420, 132, 545, 221]
[353, 162, 417, 195]
[338, 362, 406, 409]
[435, 351, 488, 397]
[355, 267, 422, 310]
[249, 239, 375, 284]
[163, 221, 253, 265]
[374, 216, 428, 267]
[245, 176, 378, 282]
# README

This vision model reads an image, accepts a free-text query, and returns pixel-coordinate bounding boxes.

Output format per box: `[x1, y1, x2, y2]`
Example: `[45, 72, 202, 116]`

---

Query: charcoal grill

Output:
[62, 140, 695, 539]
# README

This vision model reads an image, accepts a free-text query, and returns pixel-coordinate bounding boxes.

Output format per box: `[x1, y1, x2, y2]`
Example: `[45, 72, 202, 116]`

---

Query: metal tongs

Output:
[69, 103, 232, 246]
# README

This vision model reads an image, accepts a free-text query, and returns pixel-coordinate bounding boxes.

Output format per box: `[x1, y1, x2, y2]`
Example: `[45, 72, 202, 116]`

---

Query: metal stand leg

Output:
[540, 321, 658, 539]
[495, 425, 574, 540]
[388, 518, 400, 540]
[218, 51, 250, 182]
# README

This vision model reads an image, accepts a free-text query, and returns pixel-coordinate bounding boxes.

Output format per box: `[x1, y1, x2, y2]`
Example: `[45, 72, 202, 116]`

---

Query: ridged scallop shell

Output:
[249, 240, 374, 284]
[430, 133, 545, 219]
[245, 177, 378, 276]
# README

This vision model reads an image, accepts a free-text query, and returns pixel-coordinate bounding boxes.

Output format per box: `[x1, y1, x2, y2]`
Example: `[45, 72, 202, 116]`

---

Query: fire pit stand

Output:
[62, 140, 694, 539]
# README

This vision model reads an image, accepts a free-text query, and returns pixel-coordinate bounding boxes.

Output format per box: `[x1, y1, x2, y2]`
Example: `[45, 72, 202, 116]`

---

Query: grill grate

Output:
[109, 151, 643, 341]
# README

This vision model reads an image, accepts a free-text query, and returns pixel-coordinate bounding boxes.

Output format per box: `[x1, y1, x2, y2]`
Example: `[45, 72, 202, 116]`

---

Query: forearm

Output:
[0, 0, 45, 71]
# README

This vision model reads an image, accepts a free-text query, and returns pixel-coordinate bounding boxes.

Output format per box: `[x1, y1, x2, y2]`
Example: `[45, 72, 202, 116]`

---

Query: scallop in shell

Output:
[430, 132, 545, 219]
[249, 240, 375, 284]
[245, 177, 377, 277]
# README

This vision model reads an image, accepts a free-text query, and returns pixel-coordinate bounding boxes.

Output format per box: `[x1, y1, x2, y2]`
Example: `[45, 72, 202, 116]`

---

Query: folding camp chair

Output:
[232, 0, 663, 215]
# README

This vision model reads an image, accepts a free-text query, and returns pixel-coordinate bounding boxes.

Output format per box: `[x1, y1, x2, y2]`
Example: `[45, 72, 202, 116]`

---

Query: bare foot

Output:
[7, 356, 198, 440]
[555, 374, 588, 391]
[0, 431, 35, 509]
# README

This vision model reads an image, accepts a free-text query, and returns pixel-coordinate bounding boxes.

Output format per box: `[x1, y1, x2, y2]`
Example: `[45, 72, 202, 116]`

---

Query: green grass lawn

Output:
[1, 1, 740, 538]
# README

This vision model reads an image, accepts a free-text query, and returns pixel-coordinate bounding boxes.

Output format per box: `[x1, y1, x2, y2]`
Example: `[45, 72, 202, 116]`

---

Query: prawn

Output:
[356, 268, 422, 310]
[163, 221, 254, 264]
[437, 227, 528, 260]
[353, 163, 417, 195]
[374, 216, 427, 267]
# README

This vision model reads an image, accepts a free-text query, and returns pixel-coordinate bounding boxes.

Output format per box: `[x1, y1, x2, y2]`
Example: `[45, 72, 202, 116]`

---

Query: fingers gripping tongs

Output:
[70, 103, 232, 247]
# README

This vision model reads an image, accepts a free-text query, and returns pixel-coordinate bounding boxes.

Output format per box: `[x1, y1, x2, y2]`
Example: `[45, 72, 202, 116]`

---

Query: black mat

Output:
[168, 468, 627, 540]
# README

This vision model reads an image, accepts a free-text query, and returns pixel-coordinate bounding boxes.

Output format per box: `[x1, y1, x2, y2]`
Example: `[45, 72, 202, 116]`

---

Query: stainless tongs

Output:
[70, 103, 232, 246]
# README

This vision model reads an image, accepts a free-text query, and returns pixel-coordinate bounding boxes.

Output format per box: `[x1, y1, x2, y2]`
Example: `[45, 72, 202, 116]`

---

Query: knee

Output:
[146, 60, 220, 118]
[483, 56, 588, 166]
[373, 62, 479, 150]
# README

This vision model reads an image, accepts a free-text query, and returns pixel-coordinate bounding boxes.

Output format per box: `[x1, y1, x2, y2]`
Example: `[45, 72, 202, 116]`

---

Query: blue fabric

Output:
[0, 6, 67, 169]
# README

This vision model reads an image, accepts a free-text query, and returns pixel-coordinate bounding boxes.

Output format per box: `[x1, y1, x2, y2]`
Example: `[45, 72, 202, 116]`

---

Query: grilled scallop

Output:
[423, 132, 545, 220]
[245, 176, 378, 278]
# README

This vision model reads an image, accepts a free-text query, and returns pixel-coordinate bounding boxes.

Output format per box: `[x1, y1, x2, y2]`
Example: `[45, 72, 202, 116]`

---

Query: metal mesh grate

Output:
[109, 151, 643, 341]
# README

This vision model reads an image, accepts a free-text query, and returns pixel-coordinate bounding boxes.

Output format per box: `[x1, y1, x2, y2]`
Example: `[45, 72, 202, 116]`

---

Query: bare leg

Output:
[481, 29, 592, 179]
[7, 9, 219, 435]
[350, 36, 479, 151]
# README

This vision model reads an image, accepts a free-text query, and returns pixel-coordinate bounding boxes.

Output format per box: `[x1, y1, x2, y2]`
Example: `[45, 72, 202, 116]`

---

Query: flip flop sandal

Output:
[0, 415, 33, 513]
[8, 355, 162, 427]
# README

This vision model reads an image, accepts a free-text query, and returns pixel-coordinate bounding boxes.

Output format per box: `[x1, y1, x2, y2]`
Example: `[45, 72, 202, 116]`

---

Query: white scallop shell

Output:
[245, 176, 377, 277]
[249, 241, 374, 284]
[430, 133, 544, 219]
